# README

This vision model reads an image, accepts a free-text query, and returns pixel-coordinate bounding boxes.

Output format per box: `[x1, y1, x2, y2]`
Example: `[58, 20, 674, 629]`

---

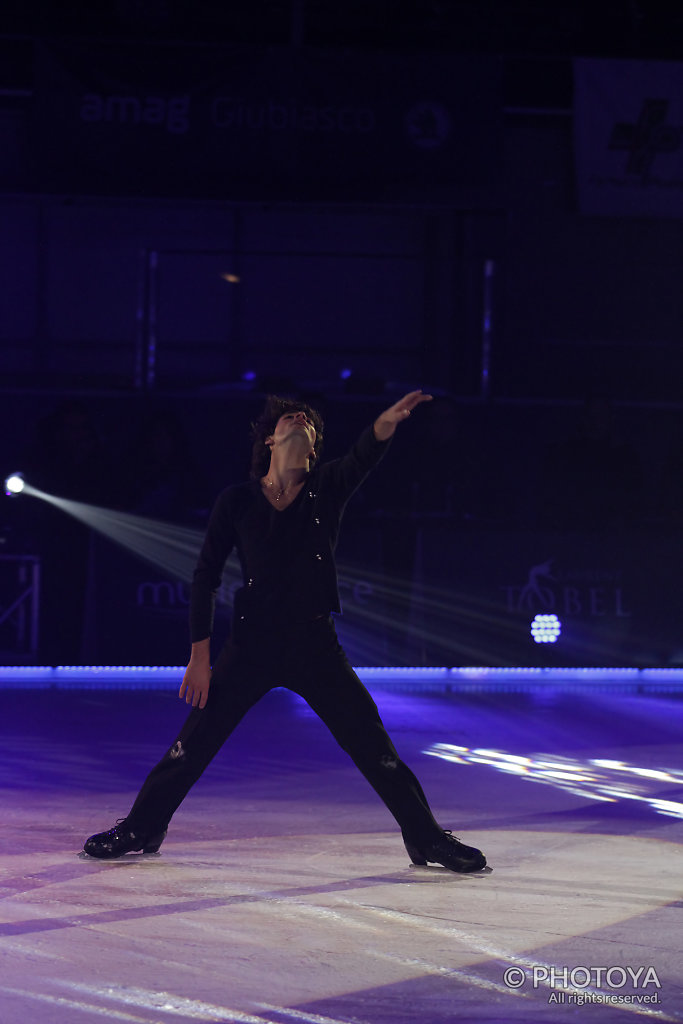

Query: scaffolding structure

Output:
[0, 555, 40, 660]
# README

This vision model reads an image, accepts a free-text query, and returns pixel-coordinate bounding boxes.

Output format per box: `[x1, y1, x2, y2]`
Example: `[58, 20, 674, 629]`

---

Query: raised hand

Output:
[373, 390, 433, 441]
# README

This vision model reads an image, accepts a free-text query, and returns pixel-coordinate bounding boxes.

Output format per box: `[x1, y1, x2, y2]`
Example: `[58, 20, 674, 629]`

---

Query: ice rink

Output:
[2, 672, 682, 1023]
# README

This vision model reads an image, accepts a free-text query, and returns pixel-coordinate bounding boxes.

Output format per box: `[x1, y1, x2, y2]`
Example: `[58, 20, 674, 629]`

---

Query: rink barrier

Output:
[1, 665, 683, 693]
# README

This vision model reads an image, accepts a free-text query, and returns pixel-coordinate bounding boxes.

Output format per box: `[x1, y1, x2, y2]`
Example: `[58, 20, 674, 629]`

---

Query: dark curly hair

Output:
[249, 395, 324, 480]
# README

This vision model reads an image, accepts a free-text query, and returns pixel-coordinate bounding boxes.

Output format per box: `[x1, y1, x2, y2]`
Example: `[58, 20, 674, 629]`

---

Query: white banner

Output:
[574, 57, 683, 218]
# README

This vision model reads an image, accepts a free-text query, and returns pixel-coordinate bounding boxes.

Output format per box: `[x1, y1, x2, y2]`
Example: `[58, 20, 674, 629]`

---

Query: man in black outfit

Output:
[84, 391, 487, 872]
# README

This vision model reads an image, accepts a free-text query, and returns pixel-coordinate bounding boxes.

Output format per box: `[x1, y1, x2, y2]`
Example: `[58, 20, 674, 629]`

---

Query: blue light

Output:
[531, 614, 561, 644]
[1, 665, 683, 693]
[340, 368, 352, 380]
[242, 371, 257, 382]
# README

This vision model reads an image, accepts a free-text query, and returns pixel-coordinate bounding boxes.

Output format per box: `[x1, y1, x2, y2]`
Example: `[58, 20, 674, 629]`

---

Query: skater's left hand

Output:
[373, 390, 433, 441]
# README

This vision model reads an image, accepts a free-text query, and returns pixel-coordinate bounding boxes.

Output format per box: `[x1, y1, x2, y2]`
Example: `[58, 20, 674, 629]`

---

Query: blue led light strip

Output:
[1, 665, 683, 693]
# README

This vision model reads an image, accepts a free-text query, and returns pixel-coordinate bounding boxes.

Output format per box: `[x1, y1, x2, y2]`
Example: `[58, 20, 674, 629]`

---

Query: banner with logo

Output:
[416, 527, 682, 668]
[86, 525, 681, 668]
[33, 42, 501, 201]
[574, 58, 683, 218]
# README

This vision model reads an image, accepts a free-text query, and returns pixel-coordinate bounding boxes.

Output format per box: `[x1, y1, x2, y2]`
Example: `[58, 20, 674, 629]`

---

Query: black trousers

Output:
[127, 617, 443, 845]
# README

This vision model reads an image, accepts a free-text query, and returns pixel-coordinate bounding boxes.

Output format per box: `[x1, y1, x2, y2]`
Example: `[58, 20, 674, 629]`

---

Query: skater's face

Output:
[267, 410, 317, 456]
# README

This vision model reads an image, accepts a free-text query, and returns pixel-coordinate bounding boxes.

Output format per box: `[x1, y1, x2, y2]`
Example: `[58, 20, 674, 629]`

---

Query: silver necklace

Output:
[264, 477, 291, 502]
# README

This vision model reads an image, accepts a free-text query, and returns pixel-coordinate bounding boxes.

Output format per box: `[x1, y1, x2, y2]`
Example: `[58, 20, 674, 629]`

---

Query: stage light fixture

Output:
[4, 472, 25, 496]
[530, 613, 561, 644]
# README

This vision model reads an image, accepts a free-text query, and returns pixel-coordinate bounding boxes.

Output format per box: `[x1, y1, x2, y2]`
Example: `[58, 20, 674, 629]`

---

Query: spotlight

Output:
[530, 613, 561, 644]
[4, 472, 25, 496]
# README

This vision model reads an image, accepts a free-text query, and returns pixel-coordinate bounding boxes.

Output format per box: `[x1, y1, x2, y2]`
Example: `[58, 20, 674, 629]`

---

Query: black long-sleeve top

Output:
[190, 425, 390, 642]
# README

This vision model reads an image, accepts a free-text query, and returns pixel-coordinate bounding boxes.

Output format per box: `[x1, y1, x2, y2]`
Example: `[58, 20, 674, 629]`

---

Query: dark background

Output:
[1, 1, 681, 668]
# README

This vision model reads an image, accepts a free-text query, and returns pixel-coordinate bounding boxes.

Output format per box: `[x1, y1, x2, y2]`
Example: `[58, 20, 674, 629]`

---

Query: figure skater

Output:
[84, 391, 486, 873]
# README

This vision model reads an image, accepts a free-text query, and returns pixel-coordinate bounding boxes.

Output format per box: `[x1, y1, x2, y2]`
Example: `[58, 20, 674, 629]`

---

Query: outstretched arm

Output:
[373, 390, 433, 441]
